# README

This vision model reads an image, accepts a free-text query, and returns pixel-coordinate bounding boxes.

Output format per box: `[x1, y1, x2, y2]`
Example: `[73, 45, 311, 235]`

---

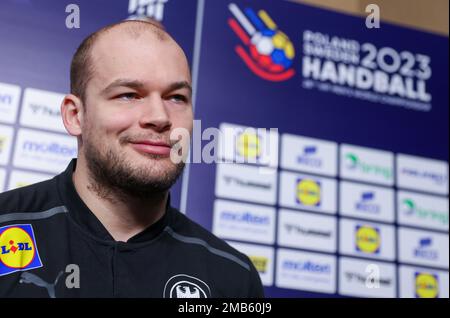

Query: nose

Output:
[139, 93, 171, 132]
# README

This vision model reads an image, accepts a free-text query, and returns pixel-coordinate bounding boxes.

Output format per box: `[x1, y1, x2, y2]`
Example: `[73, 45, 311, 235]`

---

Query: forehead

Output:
[89, 27, 191, 87]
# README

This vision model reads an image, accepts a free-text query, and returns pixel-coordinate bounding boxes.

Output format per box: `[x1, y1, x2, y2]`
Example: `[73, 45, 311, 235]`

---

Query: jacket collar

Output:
[56, 158, 172, 244]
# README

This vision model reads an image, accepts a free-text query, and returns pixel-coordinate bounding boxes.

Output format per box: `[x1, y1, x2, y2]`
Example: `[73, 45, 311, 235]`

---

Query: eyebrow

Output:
[101, 79, 145, 95]
[101, 79, 192, 96]
[167, 81, 192, 95]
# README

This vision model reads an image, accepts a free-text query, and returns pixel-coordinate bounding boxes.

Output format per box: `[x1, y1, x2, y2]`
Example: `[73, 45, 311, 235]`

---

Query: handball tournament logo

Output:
[228, 3, 295, 81]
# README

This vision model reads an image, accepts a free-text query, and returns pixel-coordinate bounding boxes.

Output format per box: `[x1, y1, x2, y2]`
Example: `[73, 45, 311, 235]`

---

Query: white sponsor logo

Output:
[0, 168, 5, 192]
[215, 163, 277, 205]
[279, 170, 337, 214]
[339, 257, 396, 298]
[277, 209, 337, 253]
[217, 123, 278, 168]
[397, 191, 448, 231]
[399, 265, 449, 298]
[20, 88, 66, 133]
[339, 218, 395, 261]
[340, 144, 394, 186]
[7, 170, 53, 191]
[227, 241, 274, 286]
[13, 128, 77, 174]
[213, 199, 275, 244]
[0, 82, 21, 124]
[396, 154, 449, 195]
[276, 248, 336, 293]
[398, 228, 449, 269]
[128, 0, 168, 21]
[280, 134, 337, 176]
[340, 181, 394, 223]
[0, 125, 14, 166]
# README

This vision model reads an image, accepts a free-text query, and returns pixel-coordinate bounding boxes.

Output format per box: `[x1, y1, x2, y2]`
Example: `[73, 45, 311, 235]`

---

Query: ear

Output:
[61, 94, 84, 137]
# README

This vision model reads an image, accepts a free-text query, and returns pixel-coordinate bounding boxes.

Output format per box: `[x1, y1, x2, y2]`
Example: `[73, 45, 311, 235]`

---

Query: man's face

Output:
[81, 28, 193, 197]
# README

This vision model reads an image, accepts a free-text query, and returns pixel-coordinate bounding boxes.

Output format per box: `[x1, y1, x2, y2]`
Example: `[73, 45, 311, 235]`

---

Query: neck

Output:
[72, 156, 168, 242]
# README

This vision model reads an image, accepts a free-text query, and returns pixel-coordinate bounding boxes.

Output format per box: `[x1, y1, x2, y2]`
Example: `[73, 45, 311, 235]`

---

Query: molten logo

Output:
[228, 3, 295, 81]
[0, 224, 42, 276]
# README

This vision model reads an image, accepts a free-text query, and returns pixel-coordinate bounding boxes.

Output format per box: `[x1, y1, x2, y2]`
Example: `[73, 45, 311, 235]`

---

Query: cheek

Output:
[170, 108, 193, 132]
[100, 111, 136, 136]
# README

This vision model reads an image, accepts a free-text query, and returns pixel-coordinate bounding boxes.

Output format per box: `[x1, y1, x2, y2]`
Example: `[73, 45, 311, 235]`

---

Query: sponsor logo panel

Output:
[20, 88, 66, 133]
[339, 218, 395, 261]
[398, 227, 449, 269]
[7, 170, 54, 191]
[280, 134, 337, 176]
[213, 199, 275, 244]
[215, 163, 277, 205]
[276, 248, 336, 293]
[0, 82, 21, 124]
[399, 265, 449, 298]
[340, 144, 394, 186]
[13, 128, 77, 174]
[340, 181, 395, 223]
[218, 123, 278, 168]
[277, 209, 337, 253]
[397, 191, 448, 231]
[279, 170, 337, 214]
[397, 154, 448, 195]
[339, 257, 396, 298]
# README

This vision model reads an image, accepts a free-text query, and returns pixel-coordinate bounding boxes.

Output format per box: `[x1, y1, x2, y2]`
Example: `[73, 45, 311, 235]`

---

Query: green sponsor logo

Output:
[402, 198, 449, 226]
[345, 153, 392, 180]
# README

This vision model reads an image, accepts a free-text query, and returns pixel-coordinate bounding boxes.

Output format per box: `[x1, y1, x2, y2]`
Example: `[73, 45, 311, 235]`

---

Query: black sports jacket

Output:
[0, 159, 264, 298]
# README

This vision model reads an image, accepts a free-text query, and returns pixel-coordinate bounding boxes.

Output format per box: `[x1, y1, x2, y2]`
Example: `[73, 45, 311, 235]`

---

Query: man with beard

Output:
[0, 20, 264, 298]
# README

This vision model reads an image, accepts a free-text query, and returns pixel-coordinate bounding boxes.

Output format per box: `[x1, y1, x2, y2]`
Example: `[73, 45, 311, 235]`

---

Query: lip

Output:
[130, 140, 171, 156]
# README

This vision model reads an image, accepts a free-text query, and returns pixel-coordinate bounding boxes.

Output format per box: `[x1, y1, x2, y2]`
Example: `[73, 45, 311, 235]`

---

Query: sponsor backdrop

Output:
[0, 0, 448, 298]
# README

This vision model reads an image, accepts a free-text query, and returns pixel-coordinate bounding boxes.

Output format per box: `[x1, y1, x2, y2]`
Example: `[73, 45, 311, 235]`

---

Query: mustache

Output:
[119, 134, 180, 147]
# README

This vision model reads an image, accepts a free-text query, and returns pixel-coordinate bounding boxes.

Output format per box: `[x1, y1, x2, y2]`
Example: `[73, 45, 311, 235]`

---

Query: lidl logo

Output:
[0, 224, 43, 276]
[355, 225, 380, 254]
[236, 131, 261, 160]
[249, 256, 268, 273]
[228, 3, 295, 81]
[415, 272, 439, 298]
[296, 178, 321, 206]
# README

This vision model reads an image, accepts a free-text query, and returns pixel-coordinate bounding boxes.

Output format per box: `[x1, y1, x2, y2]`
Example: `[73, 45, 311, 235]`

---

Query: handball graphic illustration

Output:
[228, 3, 295, 81]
